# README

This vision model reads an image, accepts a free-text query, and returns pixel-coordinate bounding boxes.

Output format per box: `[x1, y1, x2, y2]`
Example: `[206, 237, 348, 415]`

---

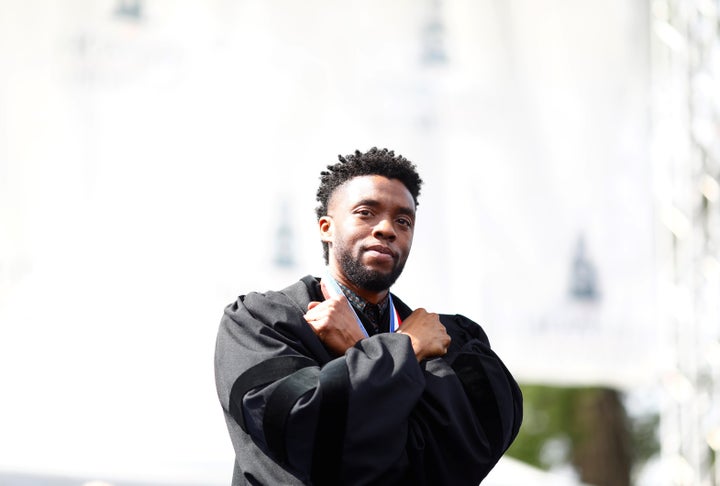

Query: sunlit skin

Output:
[322, 175, 416, 303]
[303, 175, 451, 360]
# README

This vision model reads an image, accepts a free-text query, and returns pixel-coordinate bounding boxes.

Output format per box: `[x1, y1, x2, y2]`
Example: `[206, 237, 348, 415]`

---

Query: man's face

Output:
[320, 175, 416, 292]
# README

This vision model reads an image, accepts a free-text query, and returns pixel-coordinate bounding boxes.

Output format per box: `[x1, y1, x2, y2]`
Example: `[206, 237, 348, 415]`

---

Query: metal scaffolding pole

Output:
[651, 0, 720, 484]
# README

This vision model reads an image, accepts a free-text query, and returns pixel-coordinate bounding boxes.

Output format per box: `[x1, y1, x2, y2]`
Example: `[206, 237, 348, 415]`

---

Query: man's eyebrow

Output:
[355, 198, 381, 208]
[397, 206, 416, 218]
[355, 199, 416, 218]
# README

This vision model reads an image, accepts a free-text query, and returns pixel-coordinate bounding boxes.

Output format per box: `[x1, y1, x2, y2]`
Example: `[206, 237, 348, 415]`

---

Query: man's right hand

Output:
[304, 280, 366, 356]
[397, 308, 451, 362]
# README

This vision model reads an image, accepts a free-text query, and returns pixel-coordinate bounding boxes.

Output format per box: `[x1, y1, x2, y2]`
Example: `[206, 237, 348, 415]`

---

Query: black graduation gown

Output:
[214, 276, 522, 485]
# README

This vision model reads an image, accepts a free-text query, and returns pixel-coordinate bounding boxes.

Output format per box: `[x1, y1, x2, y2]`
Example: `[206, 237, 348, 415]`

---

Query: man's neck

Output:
[328, 266, 389, 304]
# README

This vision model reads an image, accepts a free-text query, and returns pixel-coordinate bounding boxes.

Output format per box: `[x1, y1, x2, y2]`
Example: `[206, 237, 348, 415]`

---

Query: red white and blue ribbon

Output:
[388, 294, 402, 333]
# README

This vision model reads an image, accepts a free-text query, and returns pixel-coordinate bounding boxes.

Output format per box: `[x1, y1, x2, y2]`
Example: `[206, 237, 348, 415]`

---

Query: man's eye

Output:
[357, 210, 372, 217]
[397, 218, 412, 227]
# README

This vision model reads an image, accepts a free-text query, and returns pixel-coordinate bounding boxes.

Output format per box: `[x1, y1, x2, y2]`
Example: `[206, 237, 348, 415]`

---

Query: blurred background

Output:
[1, 0, 719, 485]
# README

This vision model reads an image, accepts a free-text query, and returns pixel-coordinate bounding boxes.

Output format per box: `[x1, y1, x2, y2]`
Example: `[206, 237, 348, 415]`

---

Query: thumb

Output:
[307, 301, 321, 311]
[319, 279, 332, 301]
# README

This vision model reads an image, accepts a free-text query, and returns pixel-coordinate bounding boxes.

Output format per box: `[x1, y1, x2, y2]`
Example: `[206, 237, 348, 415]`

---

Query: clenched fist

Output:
[398, 308, 451, 362]
[304, 280, 366, 356]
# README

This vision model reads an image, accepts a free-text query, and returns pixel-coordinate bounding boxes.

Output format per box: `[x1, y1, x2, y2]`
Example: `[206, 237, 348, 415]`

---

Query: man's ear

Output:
[319, 216, 333, 243]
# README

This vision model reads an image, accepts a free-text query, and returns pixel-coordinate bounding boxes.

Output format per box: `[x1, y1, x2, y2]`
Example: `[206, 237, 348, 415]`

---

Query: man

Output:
[215, 148, 523, 485]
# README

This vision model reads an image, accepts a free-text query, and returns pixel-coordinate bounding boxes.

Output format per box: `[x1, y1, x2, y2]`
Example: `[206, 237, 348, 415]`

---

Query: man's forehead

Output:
[329, 175, 415, 209]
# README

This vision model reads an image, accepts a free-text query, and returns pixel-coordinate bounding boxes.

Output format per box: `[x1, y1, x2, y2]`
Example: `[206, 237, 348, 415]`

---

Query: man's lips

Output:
[364, 245, 396, 258]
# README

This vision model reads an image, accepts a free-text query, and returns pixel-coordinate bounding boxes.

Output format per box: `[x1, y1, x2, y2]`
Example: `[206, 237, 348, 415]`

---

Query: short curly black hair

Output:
[315, 147, 423, 263]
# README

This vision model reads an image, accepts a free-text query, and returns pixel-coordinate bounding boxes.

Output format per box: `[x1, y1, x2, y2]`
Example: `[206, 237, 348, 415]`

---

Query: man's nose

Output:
[372, 218, 397, 241]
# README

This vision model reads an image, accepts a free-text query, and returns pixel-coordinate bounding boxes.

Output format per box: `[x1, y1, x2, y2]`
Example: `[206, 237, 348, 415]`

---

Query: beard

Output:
[338, 247, 406, 292]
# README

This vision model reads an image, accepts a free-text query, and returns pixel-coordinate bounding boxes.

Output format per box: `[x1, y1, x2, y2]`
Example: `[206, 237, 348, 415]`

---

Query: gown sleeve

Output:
[215, 289, 427, 485]
[400, 313, 523, 485]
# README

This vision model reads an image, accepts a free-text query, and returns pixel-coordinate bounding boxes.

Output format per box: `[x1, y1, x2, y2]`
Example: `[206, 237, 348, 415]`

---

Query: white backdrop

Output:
[0, 0, 657, 483]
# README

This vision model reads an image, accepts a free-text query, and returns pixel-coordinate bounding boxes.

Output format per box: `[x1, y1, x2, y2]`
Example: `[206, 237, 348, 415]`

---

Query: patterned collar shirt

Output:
[336, 281, 390, 334]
